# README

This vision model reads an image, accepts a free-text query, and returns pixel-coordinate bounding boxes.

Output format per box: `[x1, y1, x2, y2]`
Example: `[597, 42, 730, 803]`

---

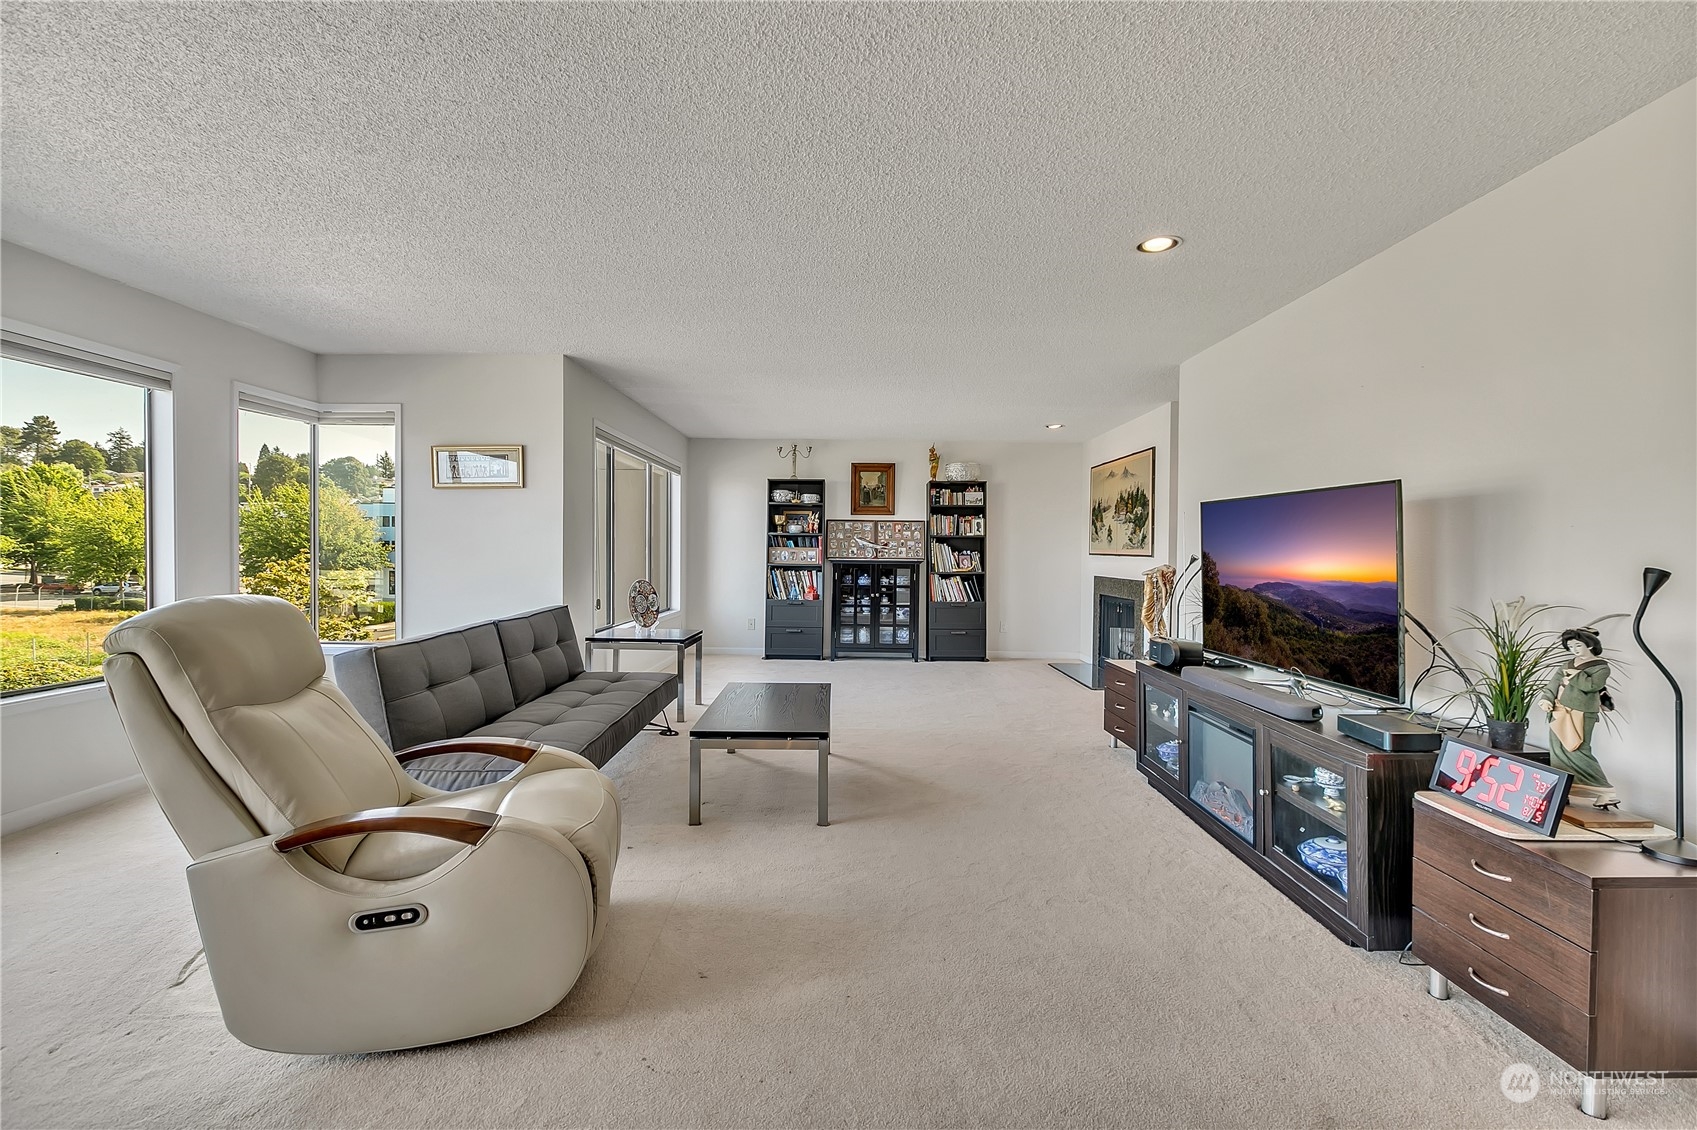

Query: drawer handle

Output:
[1466, 967, 1510, 997]
[1470, 859, 1513, 883]
[1113, 679, 1128, 689]
[950, 631, 966, 636]
[1113, 701, 1126, 711]
[784, 629, 803, 634]
[1113, 725, 1126, 734]
[1468, 912, 1509, 940]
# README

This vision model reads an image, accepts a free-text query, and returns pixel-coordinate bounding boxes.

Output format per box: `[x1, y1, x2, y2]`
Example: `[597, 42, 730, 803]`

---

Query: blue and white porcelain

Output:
[1297, 836, 1348, 893]
[1155, 740, 1180, 774]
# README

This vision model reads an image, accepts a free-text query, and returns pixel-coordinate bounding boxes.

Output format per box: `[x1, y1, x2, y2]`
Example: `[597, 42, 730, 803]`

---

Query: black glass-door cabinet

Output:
[831, 562, 920, 660]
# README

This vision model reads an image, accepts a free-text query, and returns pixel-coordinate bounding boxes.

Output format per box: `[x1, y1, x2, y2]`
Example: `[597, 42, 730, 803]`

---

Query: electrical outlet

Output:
[746, 618, 757, 631]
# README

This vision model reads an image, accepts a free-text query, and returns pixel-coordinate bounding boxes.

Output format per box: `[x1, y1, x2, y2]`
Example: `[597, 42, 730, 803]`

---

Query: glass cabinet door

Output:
[1140, 683, 1181, 781]
[1269, 739, 1350, 905]
[1186, 707, 1257, 845]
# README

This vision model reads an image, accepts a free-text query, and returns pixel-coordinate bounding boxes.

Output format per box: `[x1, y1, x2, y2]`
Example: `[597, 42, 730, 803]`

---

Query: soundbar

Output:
[1337, 712, 1442, 751]
[1180, 666, 1323, 722]
[1149, 637, 1203, 670]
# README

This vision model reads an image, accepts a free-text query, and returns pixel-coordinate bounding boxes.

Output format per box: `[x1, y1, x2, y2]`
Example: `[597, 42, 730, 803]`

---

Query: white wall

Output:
[561, 358, 688, 639]
[1, 242, 318, 832]
[314, 355, 687, 650]
[1175, 83, 1696, 827]
[686, 439, 1080, 658]
[316, 355, 568, 636]
[1080, 402, 1178, 657]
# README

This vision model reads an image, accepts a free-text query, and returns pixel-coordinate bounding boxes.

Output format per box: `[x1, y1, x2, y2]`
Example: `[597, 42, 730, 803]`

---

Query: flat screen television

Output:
[1200, 479, 1403, 703]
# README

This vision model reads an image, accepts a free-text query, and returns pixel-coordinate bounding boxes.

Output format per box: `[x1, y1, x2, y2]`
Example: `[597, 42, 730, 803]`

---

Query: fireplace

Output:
[1098, 595, 1142, 678]
[1051, 576, 1146, 689]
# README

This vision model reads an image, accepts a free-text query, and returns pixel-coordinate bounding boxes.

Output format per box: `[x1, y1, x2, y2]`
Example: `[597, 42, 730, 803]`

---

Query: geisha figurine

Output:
[1538, 627, 1617, 806]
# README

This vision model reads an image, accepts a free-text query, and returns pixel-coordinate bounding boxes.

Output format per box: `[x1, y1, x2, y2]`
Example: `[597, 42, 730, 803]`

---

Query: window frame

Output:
[593, 429, 681, 631]
[233, 385, 402, 641]
[0, 324, 173, 698]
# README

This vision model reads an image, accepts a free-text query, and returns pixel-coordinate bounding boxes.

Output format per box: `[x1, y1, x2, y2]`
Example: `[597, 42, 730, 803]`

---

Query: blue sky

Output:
[2, 358, 145, 445]
[2, 357, 392, 469]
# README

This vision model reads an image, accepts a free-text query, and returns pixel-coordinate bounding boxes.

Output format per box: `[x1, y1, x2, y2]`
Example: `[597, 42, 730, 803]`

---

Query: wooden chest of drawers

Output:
[1103, 664, 1136, 749]
[1412, 795, 1697, 1113]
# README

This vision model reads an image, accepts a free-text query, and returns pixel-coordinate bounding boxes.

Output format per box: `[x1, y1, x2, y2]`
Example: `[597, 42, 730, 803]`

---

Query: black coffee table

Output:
[584, 625, 703, 721]
[689, 682, 832, 826]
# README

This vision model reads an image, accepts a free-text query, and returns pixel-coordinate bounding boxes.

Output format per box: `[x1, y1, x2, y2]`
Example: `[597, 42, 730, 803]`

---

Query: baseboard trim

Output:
[704, 646, 763, 656]
[2, 773, 147, 837]
[988, 651, 1079, 661]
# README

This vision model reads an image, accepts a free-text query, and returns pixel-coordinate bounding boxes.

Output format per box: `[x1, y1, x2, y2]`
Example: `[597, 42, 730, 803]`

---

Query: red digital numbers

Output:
[1448, 748, 1476, 794]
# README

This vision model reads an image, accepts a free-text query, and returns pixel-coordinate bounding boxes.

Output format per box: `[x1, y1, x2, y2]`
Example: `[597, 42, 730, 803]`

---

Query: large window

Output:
[237, 395, 397, 641]
[0, 335, 164, 695]
[593, 435, 679, 629]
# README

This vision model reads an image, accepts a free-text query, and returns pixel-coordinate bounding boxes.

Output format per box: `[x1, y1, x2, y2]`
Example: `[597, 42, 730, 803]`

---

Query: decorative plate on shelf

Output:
[628, 579, 660, 628]
[1296, 836, 1348, 892]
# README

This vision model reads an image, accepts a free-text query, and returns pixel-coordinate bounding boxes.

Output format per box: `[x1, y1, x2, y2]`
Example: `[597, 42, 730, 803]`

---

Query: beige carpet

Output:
[3, 657, 1694, 1129]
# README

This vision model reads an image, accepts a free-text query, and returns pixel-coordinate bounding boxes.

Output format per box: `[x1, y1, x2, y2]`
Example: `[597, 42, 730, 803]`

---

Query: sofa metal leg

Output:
[647, 709, 679, 738]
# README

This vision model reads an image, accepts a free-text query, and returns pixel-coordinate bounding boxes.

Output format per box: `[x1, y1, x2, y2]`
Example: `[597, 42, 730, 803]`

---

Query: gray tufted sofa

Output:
[329, 606, 678, 791]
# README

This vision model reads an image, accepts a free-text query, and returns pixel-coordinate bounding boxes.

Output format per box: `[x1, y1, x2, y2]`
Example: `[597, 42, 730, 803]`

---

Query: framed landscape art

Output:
[1089, 447, 1155, 556]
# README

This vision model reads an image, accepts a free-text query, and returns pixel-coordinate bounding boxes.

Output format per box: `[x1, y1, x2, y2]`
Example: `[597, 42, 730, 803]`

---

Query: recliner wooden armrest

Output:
[392, 737, 545, 765]
[273, 807, 499, 853]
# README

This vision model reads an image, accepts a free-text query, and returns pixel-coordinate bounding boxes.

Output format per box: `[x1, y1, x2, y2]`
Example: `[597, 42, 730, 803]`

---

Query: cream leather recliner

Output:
[102, 594, 620, 1054]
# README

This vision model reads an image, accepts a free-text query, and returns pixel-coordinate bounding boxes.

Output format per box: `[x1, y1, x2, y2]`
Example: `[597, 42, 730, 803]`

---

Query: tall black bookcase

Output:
[764, 478, 825, 659]
[926, 479, 987, 661]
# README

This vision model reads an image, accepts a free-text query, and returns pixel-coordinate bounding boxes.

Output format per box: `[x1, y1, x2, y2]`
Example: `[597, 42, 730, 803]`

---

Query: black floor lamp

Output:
[1634, 567, 1695, 866]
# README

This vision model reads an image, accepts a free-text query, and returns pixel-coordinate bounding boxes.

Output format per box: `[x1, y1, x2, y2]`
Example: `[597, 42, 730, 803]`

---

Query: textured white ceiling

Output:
[3, 3, 1692, 440]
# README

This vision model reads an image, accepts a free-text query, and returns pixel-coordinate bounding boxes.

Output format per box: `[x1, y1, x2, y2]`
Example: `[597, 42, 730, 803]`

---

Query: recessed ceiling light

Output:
[1045, 423, 1065, 430]
[1137, 235, 1181, 254]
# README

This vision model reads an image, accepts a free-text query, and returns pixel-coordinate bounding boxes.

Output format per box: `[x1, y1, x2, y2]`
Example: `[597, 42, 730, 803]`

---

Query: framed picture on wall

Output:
[850, 462, 896, 515]
[1089, 447, 1154, 556]
[431, 444, 525, 488]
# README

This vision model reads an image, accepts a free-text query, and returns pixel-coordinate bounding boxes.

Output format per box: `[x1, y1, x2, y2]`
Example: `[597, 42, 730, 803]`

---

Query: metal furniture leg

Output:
[817, 738, 830, 826]
[694, 642, 703, 705]
[1580, 1074, 1607, 1120]
[675, 644, 686, 721]
[611, 648, 620, 672]
[1427, 970, 1450, 1000]
[689, 738, 701, 826]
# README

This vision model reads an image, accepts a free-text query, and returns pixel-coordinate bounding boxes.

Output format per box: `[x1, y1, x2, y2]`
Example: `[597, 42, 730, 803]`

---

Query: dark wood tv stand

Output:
[1107, 659, 1440, 949]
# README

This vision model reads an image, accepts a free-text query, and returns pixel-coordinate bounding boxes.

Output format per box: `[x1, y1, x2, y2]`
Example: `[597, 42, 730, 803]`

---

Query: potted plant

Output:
[1431, 598, 1575, 752]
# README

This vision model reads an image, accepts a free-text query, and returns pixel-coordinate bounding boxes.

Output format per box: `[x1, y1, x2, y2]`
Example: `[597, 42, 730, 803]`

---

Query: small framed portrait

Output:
[431, 444, 525, 488]
[851, 462, 895, 515]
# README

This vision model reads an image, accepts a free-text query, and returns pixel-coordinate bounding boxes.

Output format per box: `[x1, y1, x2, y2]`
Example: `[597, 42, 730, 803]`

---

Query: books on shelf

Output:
[768, 568, 820, 601]
[929, 487, 986, 507]
[930, 574, 983, 602]
[928, 514, 985, 536]
[930, 543, 981, 573]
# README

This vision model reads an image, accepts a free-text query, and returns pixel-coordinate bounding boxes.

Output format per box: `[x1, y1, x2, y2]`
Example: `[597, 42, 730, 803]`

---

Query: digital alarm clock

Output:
[1428, 738, 1573, 837]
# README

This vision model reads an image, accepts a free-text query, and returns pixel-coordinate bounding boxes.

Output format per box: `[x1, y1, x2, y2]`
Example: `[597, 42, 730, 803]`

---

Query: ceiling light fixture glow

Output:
[1137, 235, 1181, 254]
[1045, 423, 1065, 430]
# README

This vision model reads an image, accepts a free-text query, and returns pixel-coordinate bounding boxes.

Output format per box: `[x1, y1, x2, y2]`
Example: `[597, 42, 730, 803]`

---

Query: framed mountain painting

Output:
[1089, 447, 1154, 556]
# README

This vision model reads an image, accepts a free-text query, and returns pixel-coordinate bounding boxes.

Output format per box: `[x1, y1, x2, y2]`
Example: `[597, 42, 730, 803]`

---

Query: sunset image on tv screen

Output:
[1200, 481, 1401, 700]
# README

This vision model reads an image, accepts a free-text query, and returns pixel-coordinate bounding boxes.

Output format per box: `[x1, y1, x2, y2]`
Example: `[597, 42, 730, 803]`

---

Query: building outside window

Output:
[0, 335, 164, 694]
[593, 434, 679, 630]
[236, 393, 398, 641]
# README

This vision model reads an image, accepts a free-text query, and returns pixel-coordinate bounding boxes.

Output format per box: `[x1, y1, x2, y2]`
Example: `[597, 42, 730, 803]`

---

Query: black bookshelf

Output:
[764, 479, 825, 659]
[831, 562, 920, 660]
[926, 479, 987, 661]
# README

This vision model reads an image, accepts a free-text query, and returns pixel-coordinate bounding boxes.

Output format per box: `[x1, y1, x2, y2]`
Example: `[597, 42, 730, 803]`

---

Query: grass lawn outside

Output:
[0, 607, 139, 692]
